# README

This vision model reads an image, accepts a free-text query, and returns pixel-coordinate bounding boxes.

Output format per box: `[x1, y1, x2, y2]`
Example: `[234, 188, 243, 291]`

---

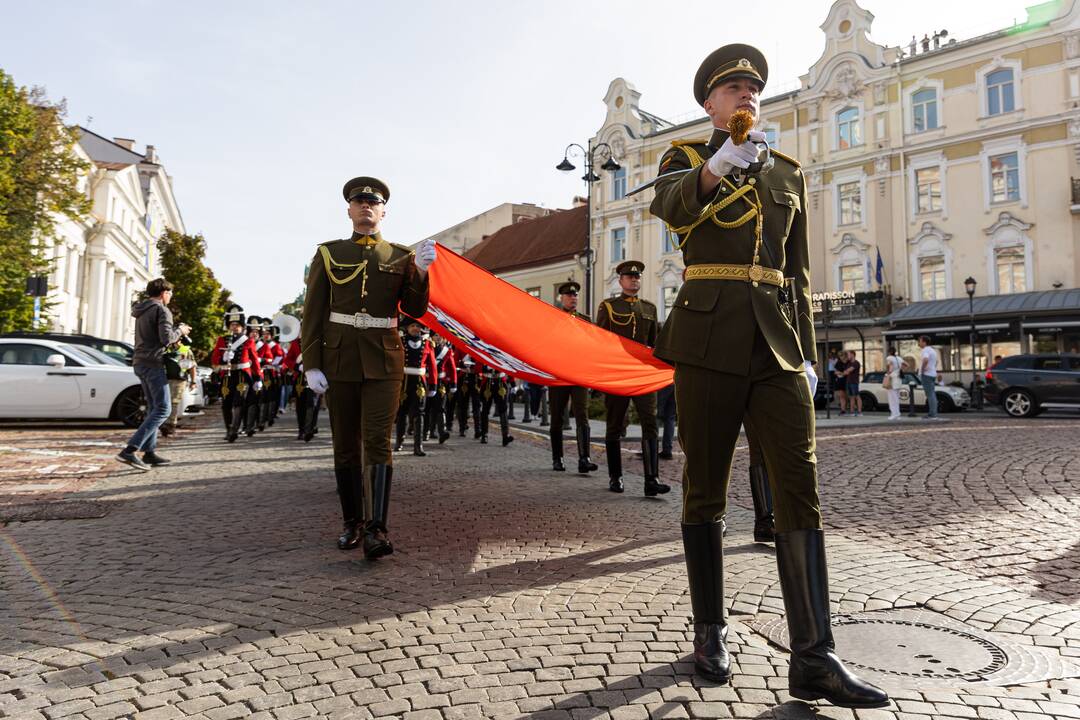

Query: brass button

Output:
[748, 177, 757, 185]
[683, 300, 689, 305]
[752, 281, 759, 287]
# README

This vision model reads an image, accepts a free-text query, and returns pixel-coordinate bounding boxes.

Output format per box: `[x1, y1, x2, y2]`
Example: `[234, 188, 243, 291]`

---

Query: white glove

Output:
[804, 361, 818, 398]
[222, 350, 234, 362]
[253, 381, 263, 392]
[426, 389, 437, 399]
[306, 369, 329, 394]
[415, 238, 437, 272]
[706, 130, 766, 177]
[449, 385, 457, 394]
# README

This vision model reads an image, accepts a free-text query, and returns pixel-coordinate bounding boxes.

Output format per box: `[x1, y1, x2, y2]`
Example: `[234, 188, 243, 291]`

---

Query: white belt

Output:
[438, 372, 446, 378]
[404, 367, 427, 376]
[215, 362, 251, 371]
[329, 311, 398, 329]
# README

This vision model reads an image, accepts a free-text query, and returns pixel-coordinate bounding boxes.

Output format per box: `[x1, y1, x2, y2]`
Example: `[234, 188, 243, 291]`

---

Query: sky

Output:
[4, 0, 1035, 314]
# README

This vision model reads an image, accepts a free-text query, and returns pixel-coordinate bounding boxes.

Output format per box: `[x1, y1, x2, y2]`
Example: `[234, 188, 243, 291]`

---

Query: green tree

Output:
[0, 69, 90, 332]
[156, 229, 229, 361]
[278, 288, 305, 321]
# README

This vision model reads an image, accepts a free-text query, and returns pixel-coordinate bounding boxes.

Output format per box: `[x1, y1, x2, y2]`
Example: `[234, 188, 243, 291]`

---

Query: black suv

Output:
[983, 353, 1080, 417]
[0, 332, 134, 365]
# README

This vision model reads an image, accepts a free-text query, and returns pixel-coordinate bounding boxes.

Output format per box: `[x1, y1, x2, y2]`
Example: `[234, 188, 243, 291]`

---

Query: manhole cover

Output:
[754, 606, 1080, 689]
[0, 501, 116, 523]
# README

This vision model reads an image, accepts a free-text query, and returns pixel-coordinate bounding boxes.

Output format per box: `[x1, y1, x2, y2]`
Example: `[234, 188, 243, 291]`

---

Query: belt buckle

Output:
[748, 264, 765, 286]
[353, 312, 365, 328]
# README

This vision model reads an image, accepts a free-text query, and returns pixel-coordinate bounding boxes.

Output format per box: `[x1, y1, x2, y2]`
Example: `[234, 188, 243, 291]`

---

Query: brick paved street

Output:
[1, 410, 1078, 719]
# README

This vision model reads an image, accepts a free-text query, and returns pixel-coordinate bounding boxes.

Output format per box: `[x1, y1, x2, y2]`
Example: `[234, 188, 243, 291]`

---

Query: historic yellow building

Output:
[588, 0, 1080, 379]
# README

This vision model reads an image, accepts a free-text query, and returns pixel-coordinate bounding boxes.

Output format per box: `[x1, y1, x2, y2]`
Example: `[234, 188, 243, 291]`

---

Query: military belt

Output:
[404, 367, 427, 376]
[214, 362, 252, 371]
[684, 263, 784, 287]
[329, 311, 398, 329]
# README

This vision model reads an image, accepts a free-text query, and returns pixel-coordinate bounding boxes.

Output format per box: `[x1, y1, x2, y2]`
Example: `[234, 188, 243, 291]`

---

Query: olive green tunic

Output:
[649, 129, 821, 530]
[300, 232, 429, 468]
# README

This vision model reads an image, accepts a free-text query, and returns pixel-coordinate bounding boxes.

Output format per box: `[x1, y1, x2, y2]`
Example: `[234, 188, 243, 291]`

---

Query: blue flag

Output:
[875, 247, 885, 287]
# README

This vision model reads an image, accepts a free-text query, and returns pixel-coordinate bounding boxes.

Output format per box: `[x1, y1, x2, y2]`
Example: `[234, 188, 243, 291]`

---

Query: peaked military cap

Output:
[343, 176, 390, 204]
[694, 44, 768, 106]
[616, 260, 645, 276]
[557, 281, 581, 295]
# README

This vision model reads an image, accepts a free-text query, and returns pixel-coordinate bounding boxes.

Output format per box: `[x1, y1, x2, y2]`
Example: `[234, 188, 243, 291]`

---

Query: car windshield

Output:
[60, 343, 124, 366]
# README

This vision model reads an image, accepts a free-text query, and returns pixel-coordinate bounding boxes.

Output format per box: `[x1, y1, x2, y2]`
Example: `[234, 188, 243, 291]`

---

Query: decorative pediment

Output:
[826, 62, 863, 101]
[909, 221, 952, 246]
[983, 211, 1033, 236]
[656, 256, 683, 282]
[830, 232, 869, 255]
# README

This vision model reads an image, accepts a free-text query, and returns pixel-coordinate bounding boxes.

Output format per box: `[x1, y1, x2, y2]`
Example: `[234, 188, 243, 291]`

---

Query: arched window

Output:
[837, 107, 861, 149]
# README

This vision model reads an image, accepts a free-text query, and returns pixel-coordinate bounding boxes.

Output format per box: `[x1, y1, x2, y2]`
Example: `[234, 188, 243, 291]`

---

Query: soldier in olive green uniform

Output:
[301, 177, 435, 560]
[595, 261, 670, 497]
[548, 281, 598, 474]
[649, 46, 888, 708]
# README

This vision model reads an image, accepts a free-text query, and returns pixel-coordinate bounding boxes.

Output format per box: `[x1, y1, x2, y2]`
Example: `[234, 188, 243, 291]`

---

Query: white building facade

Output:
[47, 129, 185, 342]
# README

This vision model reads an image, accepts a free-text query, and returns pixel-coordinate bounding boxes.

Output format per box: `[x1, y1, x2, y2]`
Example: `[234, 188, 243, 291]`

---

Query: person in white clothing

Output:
[918, 335, 940, 418]
[884, 346, 905, 420]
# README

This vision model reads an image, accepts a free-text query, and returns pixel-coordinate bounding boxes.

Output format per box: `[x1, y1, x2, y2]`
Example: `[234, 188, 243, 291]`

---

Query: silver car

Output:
[858, 371, 971, 413]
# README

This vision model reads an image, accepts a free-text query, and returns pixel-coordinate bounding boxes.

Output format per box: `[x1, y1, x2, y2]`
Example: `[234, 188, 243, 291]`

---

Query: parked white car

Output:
[858, 371, 971, 413]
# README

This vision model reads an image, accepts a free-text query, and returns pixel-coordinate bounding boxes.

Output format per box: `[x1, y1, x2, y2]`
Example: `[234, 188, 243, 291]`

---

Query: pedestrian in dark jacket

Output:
[116, 278, 190, 471]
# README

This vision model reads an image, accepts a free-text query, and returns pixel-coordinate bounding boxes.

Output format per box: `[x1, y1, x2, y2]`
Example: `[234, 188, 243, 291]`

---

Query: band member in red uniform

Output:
[211, 305, 263, 442]
[394, 318, 438, 456]
[258, 322, 285, 429]
[455, 353, 482, 437]
[284, 336, 320, 441]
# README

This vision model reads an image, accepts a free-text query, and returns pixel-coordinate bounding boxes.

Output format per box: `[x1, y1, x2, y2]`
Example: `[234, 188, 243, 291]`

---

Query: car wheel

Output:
[115, 387, 145, 428]
[859, 392, 878, 411]
[1002, 389, 1036, 418]
[936, 393, 955, 413]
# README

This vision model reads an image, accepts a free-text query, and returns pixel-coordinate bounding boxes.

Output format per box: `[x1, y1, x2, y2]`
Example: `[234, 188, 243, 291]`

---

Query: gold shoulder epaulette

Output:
[771, 148, 801, 168]
[320, 239, 344, 247]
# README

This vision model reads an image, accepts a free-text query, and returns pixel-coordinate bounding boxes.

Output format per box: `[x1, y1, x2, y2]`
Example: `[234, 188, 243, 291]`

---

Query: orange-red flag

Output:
[415, 246, 674, 395]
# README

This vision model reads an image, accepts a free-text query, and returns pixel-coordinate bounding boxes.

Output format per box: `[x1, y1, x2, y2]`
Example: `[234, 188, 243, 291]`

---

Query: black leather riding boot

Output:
[606, 438, 623, 493]
[362, 464, 394, 560]
[335, 467, 362, 550]
[749, 464, 775, 542]
[551, 428, 565, 471]
[414, 413, 426, 456]
[682, 521, 730, 684]
[577, 425, 598, 473]
[643, 438, 671, 496]
[500, 412, 513, 446]
[776, 530, 890, 708]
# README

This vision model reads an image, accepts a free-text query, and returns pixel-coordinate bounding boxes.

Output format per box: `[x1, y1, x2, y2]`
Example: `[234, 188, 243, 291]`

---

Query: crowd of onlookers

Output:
[827, 335, 943, 420]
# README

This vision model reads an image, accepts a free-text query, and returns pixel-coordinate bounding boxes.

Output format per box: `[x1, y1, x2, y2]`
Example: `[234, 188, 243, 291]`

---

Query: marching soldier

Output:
[549, 281, 598, 474]
[211, 305, 263, 442]
[300, 177, 433, 559]
[596, 261, 670, 497]
[478, 362, 513, 446]
[430, 335, 456, 444]
[394, 318, 437, 457]
[259, 322, 284, 429]
[649, 45, 887, 707]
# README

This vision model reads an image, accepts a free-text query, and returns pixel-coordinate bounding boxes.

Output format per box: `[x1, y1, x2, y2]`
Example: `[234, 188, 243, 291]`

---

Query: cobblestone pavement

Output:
[1, 410, 1078, 720]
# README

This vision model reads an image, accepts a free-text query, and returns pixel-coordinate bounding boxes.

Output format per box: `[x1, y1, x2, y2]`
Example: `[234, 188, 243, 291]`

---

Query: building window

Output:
[610, 227, 626, 263]
[662, 226, 679, 254]
[838, 181, 861, 225]
[763, 126, 779, 147]
[915, 167, 941, 213]
[919, 256, 947, 300]
[912, 89, 938, 132]
[836, 107, 861, 149]
[986, 68, 1015, 116]
[612, 167, 627, 201]
[839, 264, 861, 293]
[526, 287, 541, 299]
[662, 285, 678, 319]
[989, 152, 1019, 203]
[995, 247, 1027, 293]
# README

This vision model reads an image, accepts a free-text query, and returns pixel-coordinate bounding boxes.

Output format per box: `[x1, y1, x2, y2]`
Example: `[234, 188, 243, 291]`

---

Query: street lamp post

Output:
[556, 140, 621, 314]
[964, 276, 982, 410]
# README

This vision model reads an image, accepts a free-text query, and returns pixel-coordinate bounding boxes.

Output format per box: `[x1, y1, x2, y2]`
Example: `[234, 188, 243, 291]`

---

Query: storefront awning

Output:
[885, 288, 1080, 326]
[883, 323, 1010, 337]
